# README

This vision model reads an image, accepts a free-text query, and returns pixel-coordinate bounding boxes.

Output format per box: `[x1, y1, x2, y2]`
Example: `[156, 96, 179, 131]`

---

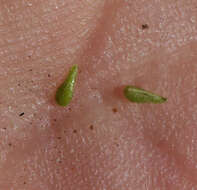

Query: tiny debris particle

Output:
[115, 143, 119, 147]
[54, 119, 57, 122]
[73, 129, 77, 134]
[2, 127, 6, 130]
[112, 108, 118, 113]
[24, 182, 26, 185]
[57, 137, 61, 140]
[17, 83, 21, 86]
[48, 74, 51, 77]
[29, 69, 33, 71]
[8, 143, 12, 146]
[19, 112, 25, 117]
[90, 125, 94, 130]
[142, 24, 149, 30]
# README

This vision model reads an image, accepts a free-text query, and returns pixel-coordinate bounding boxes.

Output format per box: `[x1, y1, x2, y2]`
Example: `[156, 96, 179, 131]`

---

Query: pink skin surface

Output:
[1, 0, 197, 189]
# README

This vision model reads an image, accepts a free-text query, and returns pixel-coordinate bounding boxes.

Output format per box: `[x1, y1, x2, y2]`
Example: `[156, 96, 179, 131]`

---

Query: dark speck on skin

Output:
[90, 125, 94, 130]
[73, 129, 77, 134]
[112, 108, 118, 113]
[29, 69, 33, 71]
[115, 143, 119, 147]
[142, 24, 149, 30]
[57, 137, 61, 140]
[8, 143, 12, 146]
[19, 112, 25, 117]
[48, 74, 51, 77]
[24, 182, 26, 185]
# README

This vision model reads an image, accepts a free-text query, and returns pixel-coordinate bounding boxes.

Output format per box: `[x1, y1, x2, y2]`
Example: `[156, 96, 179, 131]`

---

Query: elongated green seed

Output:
[56, 65, 78, 106]
[124, 85, 167, 104]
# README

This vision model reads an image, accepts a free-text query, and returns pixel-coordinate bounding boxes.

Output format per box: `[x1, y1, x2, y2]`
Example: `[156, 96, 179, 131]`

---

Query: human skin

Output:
[1, 0, 197, 189]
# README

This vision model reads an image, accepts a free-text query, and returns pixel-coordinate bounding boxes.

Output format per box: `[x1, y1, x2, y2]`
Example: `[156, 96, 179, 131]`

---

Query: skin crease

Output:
[1, 0, 197, 189]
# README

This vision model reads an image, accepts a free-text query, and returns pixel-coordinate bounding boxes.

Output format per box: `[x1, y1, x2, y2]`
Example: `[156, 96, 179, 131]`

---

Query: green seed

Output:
[124, 85, 167, 104]
[56, 65, 78, 106]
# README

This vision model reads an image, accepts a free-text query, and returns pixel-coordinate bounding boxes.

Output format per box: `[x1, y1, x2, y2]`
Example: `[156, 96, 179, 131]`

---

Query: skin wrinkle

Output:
[68, 0, 123, 75]
[143, 129, 197, 188]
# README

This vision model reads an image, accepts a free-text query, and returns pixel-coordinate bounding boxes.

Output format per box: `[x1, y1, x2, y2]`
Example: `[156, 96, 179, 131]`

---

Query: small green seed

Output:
[56, 65, 78, 106]
[124, 85, 167, 104]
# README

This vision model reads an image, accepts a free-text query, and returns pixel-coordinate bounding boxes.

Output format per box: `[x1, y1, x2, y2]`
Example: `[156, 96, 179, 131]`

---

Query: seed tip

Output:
[161, 97, 167, 102]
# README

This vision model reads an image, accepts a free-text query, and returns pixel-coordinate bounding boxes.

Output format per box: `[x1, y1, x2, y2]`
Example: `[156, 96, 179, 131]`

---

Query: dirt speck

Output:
[112, 108, 118, 113]
[24, 182, 26, 185]
[115, 143, 119, 147]
[2, 127, 6, 130]
[73, 129, 77, 134]
[89, 125, 94, 130]
[57, 137, 61, 140]
[142, 24, 149, 30]
[19, 112, 25, 117]
[8, 143, 12, 146]
[48, 74, 51, 77]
